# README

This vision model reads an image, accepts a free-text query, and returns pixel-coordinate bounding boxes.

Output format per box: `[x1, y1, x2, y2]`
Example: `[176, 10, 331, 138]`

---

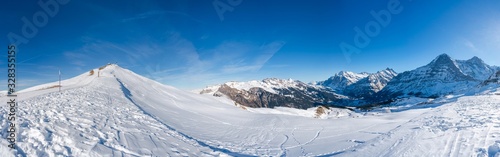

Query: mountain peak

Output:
[336, 71, 369, 77]
[337, 71, 351, 76]
[435, 53, 452, 60]
[467, 56, 484, 64]
[457, 56, 495, 80]
[262, 78, 295, 84]
[381, 68, 396, 74]
[98, 63, 119, 70]
[428, 53, 455, 67]
[380, 53, 479, 98]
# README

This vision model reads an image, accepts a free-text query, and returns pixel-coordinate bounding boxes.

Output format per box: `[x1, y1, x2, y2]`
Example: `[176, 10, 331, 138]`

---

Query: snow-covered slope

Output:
[19, 68, 98, 94]
[1, 64, 229, 156]
[340, 93, 500, 157]
[2, 64, 499, 156]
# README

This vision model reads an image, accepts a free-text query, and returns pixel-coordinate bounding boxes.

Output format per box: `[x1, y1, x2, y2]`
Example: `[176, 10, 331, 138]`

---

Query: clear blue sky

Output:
[1, 0, 499, 90]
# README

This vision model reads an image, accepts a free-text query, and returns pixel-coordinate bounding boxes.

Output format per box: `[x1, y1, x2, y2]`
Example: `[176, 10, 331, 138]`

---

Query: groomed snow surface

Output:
[1, 64, 499, 156]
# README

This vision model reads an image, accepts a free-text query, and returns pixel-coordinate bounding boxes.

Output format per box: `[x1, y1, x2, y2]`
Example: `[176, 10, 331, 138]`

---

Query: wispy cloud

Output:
[122, 10, 165, 22]
[63, 32, 286, 89]
[255, 41, 286, 67]
[148, 34, 285, 83]
[220, 41, 285, 73]
[63, 38, 163, 68]
[64, 52, 91, 66]
[122, 10, 204, 24]
[464, 39, 478, 51]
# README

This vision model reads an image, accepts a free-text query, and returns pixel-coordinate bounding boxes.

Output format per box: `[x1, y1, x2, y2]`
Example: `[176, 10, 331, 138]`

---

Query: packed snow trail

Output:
[340, 94, 500, 157]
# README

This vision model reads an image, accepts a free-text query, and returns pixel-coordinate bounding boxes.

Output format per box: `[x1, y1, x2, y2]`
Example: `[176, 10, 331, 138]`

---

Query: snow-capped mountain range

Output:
[308, 68, 398, 99]
[1, 61, 500, 156]
[199, 78, 345, 109]
[343, 68, 398, 98]
[200, 54, 499, 108]
[379, 54, 497, 98]
[316, 71, 370, 92]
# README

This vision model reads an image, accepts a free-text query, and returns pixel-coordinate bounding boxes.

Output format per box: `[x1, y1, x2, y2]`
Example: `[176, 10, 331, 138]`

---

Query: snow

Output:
[246, 106, 359, 119]
[347, 68, 398, 94]
[339, 94, 500, 157]
[223, 78, 302, 94]
[457, 56, 496, 80]
[1, 64, 499, 156]
[0, 140, 14, 157]
[318, 71, 370, 91]
[316, 69, 397, 97]
[366, 69, 398, 92]
[196, 78, 303, 95]
[381, 54, 481, 97]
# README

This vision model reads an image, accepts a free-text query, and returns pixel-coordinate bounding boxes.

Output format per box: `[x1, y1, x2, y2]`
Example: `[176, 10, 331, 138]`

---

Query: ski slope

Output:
[0, 64, 499, 156]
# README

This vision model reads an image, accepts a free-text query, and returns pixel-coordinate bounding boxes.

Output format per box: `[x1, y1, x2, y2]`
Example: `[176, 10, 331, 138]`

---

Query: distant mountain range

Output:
[199, 78, 345, 109]
[198, 54, 500, 109]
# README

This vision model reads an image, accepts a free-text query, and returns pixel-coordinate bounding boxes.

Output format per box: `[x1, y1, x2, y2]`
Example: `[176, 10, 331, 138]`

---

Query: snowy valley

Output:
[0, 54, 499, 156]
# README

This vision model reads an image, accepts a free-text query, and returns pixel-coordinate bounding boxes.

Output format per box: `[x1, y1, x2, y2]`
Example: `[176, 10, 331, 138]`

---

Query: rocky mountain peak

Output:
[344, 68, 398, 97]
[457, 56, 495, 81]
[379, 53, 479, 98]
[318, 71, 370, 92]
[379, 68, 397, 76]
[467, 56, 484, 64]
[428, 53, 455, 67]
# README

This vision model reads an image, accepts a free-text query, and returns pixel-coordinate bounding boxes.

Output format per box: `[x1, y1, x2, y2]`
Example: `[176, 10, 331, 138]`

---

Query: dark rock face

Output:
[215, 83, 342, 109]
[482, 70, 500, 85]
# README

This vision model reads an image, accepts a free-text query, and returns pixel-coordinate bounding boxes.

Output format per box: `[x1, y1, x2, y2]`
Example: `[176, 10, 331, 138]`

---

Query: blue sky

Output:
[1, 0, 500, 90]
